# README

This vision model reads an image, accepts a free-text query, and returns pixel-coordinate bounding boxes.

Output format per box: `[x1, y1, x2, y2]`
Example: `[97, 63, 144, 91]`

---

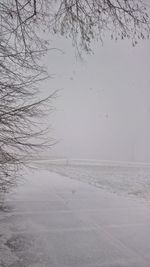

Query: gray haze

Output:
[43, 36, 150, 163]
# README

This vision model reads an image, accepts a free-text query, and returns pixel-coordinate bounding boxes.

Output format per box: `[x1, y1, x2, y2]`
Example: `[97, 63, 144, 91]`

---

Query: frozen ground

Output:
[37, 161, 150, 202]
[0, 168, 150, 267]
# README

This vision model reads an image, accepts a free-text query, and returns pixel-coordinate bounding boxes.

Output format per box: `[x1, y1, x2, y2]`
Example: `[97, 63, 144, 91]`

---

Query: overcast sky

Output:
[43, 34, 150, 163]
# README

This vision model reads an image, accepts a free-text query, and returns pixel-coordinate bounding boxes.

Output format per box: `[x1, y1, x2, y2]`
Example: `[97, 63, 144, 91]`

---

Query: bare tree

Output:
[0, 0, 149, 190]
[52, 0, 150, 53]
[0, 0, 54, 190]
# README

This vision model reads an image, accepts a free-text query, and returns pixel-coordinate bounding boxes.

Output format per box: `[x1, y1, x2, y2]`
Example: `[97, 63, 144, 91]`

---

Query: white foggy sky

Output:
[43, 35, 150, 163]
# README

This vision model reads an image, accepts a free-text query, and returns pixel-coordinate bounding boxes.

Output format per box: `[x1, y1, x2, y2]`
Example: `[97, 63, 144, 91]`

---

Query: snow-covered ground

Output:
[1, 166, 150, 266]
[37, 160, 150, 202]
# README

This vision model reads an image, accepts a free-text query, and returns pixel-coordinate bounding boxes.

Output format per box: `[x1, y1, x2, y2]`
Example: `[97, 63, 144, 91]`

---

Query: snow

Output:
[0, 167, 150, 266]
[37, 161, 150, 202]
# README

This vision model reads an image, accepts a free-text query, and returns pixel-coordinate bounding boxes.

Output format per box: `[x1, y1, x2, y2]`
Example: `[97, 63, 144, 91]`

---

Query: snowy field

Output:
[37, 160, 150, 202]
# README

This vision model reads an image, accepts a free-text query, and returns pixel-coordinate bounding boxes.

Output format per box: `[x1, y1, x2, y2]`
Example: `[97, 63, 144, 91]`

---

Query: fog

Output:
[43, 36, 150, 163]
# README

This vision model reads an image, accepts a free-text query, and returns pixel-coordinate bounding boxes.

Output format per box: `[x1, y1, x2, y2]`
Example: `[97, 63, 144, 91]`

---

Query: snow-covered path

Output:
[0, 168, 150, 266]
